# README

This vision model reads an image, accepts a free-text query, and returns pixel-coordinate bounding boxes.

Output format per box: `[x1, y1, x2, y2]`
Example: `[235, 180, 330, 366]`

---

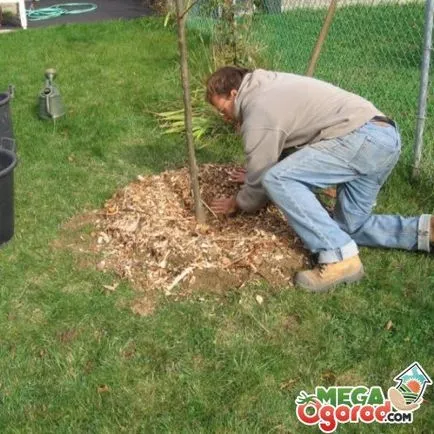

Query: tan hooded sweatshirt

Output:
[234, 69, 384, 212]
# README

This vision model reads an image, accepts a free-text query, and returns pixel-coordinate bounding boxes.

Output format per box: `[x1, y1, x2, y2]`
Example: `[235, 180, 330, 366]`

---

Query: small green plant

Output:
[154, 78, 234, 148]
[196, 0, 264, 67]
[155, 108, 224, 146]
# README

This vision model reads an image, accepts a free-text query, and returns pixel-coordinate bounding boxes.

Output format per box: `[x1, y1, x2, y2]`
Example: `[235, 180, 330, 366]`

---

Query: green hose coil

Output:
[27, 3, 98, 21]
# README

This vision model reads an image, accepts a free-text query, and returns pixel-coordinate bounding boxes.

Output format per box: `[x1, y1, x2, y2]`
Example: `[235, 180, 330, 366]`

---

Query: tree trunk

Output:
[175, 0, 206, 223]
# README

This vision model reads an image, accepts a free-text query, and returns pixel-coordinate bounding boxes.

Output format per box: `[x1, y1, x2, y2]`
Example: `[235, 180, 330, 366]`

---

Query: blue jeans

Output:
[262, 121, 432, 263]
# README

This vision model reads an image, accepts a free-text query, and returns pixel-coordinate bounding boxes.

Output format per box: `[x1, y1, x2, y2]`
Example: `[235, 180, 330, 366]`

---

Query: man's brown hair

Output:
[206, 66, 252, 102]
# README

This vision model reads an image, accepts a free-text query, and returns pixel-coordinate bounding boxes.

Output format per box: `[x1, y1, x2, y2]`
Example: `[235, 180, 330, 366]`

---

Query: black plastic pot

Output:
[0, 90, 17, 246]
[0, 91, 15, 152]
[0, 148, 17, 245]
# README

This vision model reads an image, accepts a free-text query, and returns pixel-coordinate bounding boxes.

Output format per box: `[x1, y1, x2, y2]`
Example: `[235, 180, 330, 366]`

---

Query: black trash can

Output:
[0, 90, 17, 246]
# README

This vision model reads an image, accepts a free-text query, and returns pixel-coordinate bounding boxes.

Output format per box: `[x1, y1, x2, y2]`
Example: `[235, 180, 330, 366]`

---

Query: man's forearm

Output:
[236, 187, 269, 213]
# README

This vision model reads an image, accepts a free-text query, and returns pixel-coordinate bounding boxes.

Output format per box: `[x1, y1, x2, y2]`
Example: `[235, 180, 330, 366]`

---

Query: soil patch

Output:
[56, 165, 309, 307]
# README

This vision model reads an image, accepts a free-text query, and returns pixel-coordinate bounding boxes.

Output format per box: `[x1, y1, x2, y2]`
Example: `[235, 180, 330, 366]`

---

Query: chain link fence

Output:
[187, 0, 433, 178]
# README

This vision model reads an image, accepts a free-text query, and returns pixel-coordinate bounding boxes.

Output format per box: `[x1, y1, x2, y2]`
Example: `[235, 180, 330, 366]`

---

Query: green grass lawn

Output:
[0, 11, 433, 433]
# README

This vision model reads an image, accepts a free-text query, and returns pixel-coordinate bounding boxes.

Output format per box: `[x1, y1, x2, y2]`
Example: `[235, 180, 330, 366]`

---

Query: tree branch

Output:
[180, 0, 201, 20]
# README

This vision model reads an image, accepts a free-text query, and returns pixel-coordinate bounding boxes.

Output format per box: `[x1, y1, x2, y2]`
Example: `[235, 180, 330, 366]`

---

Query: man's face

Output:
[210, 89, 238, 123]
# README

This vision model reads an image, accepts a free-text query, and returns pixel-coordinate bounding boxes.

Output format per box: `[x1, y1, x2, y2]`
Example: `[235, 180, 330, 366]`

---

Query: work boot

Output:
[295, 255, 364, 292]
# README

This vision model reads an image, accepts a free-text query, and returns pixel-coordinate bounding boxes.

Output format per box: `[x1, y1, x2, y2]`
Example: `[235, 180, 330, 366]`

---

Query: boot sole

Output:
[296, 267, 365, 293]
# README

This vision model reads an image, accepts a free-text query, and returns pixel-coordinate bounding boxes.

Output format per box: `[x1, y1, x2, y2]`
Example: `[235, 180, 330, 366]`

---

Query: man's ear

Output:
[230, 89, 238, 99]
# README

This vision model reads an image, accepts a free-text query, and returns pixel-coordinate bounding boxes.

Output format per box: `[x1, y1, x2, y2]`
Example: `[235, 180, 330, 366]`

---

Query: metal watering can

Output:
[38, 68, 65, 120]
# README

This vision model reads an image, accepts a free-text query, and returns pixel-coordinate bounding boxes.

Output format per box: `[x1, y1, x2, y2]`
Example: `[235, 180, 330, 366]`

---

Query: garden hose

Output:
[27, 3, 98, 21]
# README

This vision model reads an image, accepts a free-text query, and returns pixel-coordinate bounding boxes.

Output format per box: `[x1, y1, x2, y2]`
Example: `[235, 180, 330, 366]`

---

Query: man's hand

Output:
[211, 195, 239, 216]
[228, 168, 246, 184]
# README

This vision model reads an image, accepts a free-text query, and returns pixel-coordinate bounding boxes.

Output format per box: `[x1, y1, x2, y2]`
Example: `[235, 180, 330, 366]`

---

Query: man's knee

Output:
[334, 211, 369, 235]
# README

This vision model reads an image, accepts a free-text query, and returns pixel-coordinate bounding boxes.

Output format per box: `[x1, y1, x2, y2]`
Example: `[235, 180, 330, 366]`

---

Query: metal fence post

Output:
[412, 0, 434, 178]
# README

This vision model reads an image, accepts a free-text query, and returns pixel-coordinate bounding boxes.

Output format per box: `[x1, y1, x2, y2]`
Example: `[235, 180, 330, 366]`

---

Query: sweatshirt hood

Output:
[234, 69, 279, 120]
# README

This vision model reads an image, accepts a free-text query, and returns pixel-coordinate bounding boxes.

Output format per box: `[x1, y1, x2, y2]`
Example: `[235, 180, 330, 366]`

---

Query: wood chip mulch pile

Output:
[93, 164, 308, 295]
